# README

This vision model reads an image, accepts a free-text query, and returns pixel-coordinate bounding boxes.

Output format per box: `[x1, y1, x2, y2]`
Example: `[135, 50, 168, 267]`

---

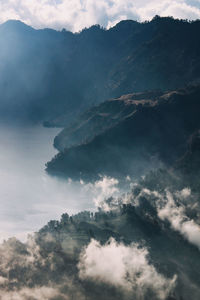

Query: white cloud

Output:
[83, 176, 120, 211]
[0, 0, 199, 31]
[176, 187, 191, 199]
[79, 238, 176, 299]
[0, 286, 64, 300]
[157, 191, 200, 250]
[94, 184, 200, 252]
[138, 0, 200, 21]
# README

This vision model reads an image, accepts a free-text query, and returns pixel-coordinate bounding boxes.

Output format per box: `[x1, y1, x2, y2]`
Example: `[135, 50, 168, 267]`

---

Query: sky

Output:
[0, 0, 200, 32]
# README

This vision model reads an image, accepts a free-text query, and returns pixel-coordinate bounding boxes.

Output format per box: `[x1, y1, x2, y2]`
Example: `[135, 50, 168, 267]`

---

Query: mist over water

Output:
[0, 124, 95, 242]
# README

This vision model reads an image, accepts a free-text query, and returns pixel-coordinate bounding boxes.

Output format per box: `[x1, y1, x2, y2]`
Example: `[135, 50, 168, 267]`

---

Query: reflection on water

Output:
[0, 125, 95, 241]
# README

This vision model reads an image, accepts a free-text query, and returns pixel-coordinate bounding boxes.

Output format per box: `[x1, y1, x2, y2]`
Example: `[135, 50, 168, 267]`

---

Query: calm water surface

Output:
[0, 125, 95, 241]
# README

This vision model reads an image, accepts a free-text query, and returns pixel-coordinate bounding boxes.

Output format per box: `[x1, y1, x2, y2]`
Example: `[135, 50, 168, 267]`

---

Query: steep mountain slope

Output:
[1, 125, 200, 299]
[46, 84, 200, 180]
[54, 90, 162, 151]
[2, 132, 200, 299]
[2, 167, 200, 299]
[1, 17, 200, 123]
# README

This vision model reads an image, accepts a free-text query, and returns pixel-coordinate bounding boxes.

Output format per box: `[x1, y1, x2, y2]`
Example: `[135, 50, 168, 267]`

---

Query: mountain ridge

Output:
[46, 84, 200, 181]
[1, 16, 200, 123]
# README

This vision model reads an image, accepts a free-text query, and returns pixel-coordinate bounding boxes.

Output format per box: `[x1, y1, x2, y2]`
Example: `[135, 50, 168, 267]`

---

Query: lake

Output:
[0, 125, 95, 241]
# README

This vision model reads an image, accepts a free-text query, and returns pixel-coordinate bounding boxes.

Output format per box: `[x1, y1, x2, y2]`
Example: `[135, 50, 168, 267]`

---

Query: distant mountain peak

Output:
[0, 19, 34, 32]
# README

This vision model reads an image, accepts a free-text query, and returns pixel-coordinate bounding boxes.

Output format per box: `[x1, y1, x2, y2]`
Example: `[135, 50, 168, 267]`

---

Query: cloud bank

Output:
[93, 181, 200, 252]
[0, 0, 200, 31]
[79, 238, 176, 300]
[83, 176, 120, 211]
[0, 232, 176, 300]
[157, 191, 200, 250]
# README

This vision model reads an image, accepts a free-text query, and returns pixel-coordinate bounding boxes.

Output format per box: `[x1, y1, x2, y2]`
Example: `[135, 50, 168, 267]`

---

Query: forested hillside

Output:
[1, 16, 200, 123]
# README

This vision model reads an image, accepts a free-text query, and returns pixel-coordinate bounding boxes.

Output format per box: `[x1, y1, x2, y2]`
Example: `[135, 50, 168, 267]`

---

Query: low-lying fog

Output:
[0, 125, 96, 241]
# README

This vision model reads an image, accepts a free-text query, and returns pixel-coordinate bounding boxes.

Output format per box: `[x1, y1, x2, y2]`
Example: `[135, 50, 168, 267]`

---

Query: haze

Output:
[0, 124, 95, 241]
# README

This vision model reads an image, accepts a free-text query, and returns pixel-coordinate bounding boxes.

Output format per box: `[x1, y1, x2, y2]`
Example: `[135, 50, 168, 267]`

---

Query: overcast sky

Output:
[0, 0, 200, 32]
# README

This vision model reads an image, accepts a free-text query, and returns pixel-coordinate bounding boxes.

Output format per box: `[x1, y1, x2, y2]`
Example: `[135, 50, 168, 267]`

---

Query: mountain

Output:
[2, 16, 200, 300]
[1, 122, 200, 299]
[46, 83, 200, 181]
[53, 90, 163, 151]
[1, 17, 200, 123]
[1, 169, 200, 299]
